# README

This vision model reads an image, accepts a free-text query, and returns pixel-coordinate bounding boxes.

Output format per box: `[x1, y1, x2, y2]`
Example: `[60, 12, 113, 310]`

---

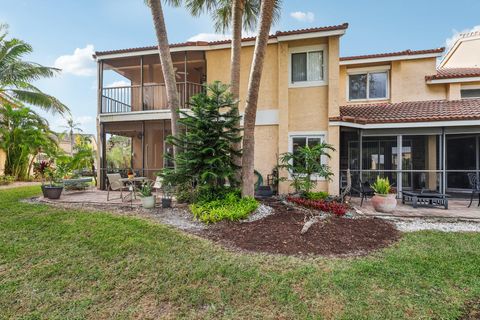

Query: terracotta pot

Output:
[371, 193, 397, 213]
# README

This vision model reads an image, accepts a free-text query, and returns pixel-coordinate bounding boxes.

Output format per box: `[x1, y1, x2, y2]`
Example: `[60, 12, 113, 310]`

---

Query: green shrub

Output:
[305, 191, 329, 200]
[190, 192, 258, 223]
[371, 176, 391, 195]
[0, 175, 15, 185]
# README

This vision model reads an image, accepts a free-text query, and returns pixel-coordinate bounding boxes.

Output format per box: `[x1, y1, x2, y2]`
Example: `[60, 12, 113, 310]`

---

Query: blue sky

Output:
[1, 0, 479, 134]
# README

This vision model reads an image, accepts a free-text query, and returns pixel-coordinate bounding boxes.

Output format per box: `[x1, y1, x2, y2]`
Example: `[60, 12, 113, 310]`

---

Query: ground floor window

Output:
[289, 133, 326, 174]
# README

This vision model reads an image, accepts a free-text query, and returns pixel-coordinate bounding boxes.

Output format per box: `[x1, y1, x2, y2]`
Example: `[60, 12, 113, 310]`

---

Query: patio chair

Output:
[359, 179, 375, 207]
[467, 173, 480, 207]
[106, 173, 129, 201]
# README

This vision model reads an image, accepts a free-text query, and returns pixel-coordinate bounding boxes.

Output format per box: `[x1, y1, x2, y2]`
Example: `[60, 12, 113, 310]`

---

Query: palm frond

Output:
[8, 88, 69, 116]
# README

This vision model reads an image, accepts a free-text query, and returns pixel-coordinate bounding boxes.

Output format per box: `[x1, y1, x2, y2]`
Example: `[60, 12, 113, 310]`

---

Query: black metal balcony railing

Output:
[101, 82, 204, 114]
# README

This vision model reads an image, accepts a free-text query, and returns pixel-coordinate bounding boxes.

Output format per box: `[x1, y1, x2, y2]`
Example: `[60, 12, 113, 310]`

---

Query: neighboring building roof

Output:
[330, 98, 480, 124]
[339, 48, 445, 65]
[94, 23, 349, 58]
[425, 68, 480, 81]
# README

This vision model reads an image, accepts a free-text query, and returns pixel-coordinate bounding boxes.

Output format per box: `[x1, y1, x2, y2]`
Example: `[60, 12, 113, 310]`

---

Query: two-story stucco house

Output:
[93, 24, 480, 197]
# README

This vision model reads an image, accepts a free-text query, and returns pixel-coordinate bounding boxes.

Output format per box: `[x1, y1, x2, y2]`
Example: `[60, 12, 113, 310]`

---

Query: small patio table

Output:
[401, 190, 450, 209]
[119, 177, 147, 202]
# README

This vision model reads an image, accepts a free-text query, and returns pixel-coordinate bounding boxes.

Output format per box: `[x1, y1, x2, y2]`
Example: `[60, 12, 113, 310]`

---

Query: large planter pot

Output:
[371, 193, 397, 213]
[161, 198, 172, 208]
[141, 195, 156, 209]
[43, 186, 63, 199]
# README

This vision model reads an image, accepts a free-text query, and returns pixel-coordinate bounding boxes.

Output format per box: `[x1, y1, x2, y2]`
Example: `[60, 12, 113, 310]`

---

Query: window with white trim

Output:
[290, 134, 326, 173]
[290, 46, 326, 86]
[348, 71, 389, 100]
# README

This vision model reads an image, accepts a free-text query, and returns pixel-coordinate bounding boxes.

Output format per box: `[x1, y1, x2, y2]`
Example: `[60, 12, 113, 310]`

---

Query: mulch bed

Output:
[203, 199, 401, 256]
[460, 298, 480, 320]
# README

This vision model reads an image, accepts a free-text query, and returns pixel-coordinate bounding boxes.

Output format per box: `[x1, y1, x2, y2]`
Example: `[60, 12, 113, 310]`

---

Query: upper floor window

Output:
[348, 70, 389, 101]
[461, 88, 480, 99]
[289, 45, 327, 87]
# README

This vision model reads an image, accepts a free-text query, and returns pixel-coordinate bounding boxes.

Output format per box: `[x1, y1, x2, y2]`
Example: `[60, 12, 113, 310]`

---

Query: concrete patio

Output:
[38, 189, 147, 208]
[350, 197, 480, 220]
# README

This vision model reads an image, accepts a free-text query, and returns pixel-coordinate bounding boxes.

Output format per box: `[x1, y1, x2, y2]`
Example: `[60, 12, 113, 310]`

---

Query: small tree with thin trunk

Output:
[241, 0, 277, 197]
[145, 0, 181, 169]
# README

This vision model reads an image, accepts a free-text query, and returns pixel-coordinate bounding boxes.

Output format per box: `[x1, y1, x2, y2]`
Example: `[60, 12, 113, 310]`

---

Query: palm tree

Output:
[61, 117, 83, 156]
[145, 0, 181, 168]
[0, 24, 68, 115]
[180, 0, 279, 181]
[241, 0, 277, 197]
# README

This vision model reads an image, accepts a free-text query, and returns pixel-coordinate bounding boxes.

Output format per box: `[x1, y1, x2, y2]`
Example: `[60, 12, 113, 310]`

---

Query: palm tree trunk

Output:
[241, 0, 275, 197]
[147, 0, 180, 169]
[70, 129, 74, 156]
[230, 0, 244, 184]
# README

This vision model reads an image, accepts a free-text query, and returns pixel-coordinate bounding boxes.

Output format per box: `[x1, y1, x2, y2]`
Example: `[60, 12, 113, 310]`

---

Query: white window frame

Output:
[347, 66, 390, 102]
[287, 131, 328, 180]
[288, 45, 328, 88]
[461, 85, 480, 99]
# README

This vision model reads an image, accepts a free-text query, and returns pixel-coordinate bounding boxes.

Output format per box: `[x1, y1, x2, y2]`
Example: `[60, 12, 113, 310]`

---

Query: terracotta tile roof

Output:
[425, 68, 480, 80]
[340, 47, 445, 61]
[94, 23, 348, 57]
[330, 99, 480, 124]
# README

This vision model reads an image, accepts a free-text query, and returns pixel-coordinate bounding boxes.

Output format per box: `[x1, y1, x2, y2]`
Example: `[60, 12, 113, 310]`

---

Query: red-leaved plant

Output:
[286, 196, 348, 216]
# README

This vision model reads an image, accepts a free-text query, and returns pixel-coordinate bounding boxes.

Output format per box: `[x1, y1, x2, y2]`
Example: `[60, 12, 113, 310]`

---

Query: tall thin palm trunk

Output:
[230, 0, 244, 183]
[147, 0, 180, 168]
[241, 0, 275, 197]
[70, 129, 74, 156]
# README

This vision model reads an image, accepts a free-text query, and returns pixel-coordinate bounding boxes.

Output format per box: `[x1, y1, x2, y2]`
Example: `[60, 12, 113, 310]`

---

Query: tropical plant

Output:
[0, 104, 58, 180]
[371, 176, 391, 195]
[145, 0, 180, 167]
[61, 118, 83, 156]
[241, 0, 279, 197]
[0, 175, 14, 185]
[160, 81, 242, 198]
[279, 143, 335, 194]
[190, 191, 258, 223]
[138, 181, 154, 197]
[0, 23, 68, 115]
[106, 135, 131, 169]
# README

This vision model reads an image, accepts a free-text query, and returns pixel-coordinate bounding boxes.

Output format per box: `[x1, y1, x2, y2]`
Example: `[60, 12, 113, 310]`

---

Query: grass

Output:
[1, 186, 480, 319]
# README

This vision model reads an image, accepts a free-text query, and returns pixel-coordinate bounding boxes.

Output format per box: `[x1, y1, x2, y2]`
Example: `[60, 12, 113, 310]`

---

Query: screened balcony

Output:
[98, 51, 206, 114]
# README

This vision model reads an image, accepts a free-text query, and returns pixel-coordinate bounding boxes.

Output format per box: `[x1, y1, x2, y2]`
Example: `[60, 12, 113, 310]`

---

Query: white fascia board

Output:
[98, 109, 191, 122]
[426, 76, 480, 84]
[329, 119, 480, 129]
[239, 109, 279, 126]
[276, 29, 346, 42]
[339, 52, 442, 65]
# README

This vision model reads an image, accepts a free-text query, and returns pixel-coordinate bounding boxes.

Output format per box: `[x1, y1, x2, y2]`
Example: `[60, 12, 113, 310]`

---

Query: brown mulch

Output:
[461, 298, 480, 320]
[203, 199, 401, 256]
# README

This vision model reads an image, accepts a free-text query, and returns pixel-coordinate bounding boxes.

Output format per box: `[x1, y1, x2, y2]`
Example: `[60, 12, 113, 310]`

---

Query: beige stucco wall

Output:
[442, 35, 480, 68]
[339, 58, 447, 106]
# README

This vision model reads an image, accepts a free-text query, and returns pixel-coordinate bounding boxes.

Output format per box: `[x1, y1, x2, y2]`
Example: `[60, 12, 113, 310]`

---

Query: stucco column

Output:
[277, 42, 290, 194]
[447, 83, 462, 100]
[327, 36, 340, 195]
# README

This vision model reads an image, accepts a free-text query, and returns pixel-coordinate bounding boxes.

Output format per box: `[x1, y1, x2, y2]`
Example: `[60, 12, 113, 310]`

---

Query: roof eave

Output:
[340, 52, 443, 65]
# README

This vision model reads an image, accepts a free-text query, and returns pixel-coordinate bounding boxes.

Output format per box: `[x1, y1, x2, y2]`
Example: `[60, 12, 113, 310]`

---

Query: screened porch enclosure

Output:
[340, 127, 480, 197]
[99, 120, 173, 189]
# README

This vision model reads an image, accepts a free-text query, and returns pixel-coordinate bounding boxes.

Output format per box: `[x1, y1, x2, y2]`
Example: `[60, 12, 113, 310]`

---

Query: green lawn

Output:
[1, 187, 480, 319]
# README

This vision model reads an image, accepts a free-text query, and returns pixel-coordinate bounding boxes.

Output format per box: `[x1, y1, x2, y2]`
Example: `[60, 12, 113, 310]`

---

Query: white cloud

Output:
[290, 11, 315, 23]
[54, 44, 96, 77]
[445, 25, 480, 50]
[105, 80, 130, 88]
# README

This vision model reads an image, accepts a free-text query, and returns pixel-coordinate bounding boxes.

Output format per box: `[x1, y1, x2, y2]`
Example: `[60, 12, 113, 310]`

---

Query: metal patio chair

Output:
[467, 173, 480, 207]
[106, 173, 129, 201]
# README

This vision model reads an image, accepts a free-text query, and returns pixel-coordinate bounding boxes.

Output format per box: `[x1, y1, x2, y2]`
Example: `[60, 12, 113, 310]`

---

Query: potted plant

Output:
[161, 182, 173, 208]
[127, 168, 135, 180]
[371, 177, 397, 213]
[138, 182, 155, 209]
[34, 160, 52, 197]
[42, 166, 64, 199]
